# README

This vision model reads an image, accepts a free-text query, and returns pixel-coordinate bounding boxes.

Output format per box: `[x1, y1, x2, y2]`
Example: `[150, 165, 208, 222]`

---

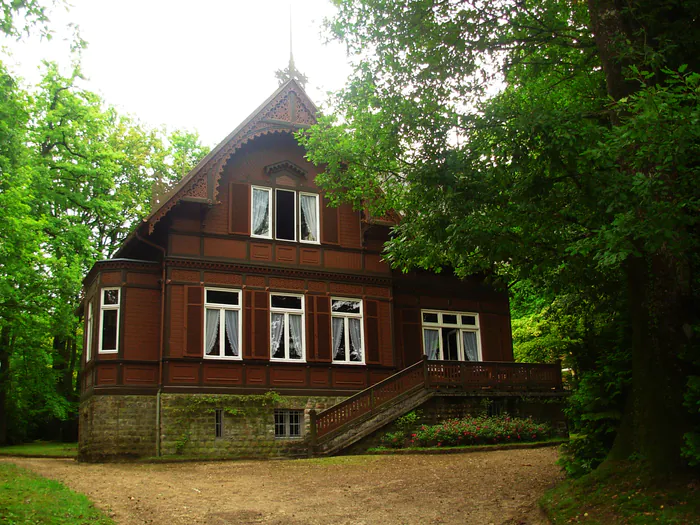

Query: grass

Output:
[0, 463, 114, 524]
[0, 441, 77, 457]
[541, 460, 700, 524]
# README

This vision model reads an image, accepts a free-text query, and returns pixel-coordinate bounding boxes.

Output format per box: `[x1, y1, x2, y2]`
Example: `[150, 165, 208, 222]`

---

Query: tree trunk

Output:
[0, 325, 10, 446]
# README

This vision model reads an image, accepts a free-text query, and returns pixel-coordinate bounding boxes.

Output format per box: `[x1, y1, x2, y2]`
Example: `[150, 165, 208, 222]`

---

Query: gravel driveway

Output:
[4, 447, 562, 525]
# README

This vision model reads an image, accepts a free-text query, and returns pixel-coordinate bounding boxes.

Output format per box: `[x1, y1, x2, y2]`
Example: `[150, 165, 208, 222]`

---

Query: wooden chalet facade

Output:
[79, 79, 563, 460]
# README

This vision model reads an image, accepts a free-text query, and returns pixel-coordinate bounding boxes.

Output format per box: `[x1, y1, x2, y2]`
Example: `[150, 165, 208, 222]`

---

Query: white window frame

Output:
[203, 287, 243, 360]
[269, 293, 306, 362]
[331, 297, 365, 365]
[421, 310, 482, 362]
[274, 409, 304, 439]
[274, 188, 297, 242]
[298, 191, 320, 245]
[85, 301, 94, 362]
[249, 186, 321, 245]
[98, 287, 120, 354]
[250, 186, 272, 239]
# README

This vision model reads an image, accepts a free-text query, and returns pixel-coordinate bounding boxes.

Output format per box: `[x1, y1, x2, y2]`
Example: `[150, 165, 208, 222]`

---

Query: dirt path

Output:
[3, 448, 563, 525]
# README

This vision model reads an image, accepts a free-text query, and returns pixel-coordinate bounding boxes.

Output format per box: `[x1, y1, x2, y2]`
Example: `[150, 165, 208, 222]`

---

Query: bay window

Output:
[421, 310, 481, 361]
[331, 298, 364, 364]
[204, 288, 242, 359]
[270, 294, 305, 361]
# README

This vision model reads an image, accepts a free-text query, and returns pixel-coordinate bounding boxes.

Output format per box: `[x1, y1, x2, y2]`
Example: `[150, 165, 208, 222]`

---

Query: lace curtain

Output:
[252, 189, 270, 236]
[289, 314, 303, 359]
[224, 310, 239, 357]
[462, 331, 479, 361]
[205, 309, 220, 355]
[332, 317, 345, 360]
[271, 313, 285, 358]
[300, 194, 318, 241]
[349, 318, 362, 361]
[423, 329, 440, 360]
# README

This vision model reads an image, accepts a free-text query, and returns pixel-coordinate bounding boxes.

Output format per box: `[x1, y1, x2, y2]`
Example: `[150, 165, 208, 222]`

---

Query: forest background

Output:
[1, 0, 699, 481]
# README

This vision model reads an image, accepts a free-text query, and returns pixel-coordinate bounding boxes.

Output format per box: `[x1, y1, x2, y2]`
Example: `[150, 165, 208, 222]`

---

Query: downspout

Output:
[136, 230, 167, 457]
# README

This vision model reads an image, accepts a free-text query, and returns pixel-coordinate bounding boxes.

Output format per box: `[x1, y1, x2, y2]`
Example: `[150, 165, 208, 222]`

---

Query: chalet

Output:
[79, 76, 565, 461]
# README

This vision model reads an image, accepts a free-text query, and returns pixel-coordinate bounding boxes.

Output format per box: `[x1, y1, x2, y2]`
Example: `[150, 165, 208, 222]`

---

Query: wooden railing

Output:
[311, 358, 563, 441]
[313, 359, 426, 438]
[426, 360, 563, 391]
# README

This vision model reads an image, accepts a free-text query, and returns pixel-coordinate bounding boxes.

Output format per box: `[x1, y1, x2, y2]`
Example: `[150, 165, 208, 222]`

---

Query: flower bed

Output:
[382, 415, 553, 449]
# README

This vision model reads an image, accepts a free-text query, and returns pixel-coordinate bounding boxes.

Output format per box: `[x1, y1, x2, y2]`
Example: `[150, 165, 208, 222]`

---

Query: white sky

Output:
[0, 0, 353, 147]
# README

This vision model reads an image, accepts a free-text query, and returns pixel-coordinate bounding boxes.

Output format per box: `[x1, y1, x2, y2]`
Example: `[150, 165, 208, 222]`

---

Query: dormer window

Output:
[251, 186, 319, 243]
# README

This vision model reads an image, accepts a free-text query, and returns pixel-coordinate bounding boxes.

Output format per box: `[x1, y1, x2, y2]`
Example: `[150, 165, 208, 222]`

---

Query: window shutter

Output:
[321, 196, 338, 244]
[184, 286, 204, 357]
[365, 300, 380, 364]
[253, 291, 269, 359]
[244, 290, 254, 359]
[314, 296, 332, 362]
[230, 183, 250, 235]
[399, 308, 423, 366]
[306, 296, 316, 361]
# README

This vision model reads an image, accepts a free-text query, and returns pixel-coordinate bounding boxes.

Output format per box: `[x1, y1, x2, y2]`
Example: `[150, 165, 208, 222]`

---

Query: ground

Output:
[2, 448, 563, 525]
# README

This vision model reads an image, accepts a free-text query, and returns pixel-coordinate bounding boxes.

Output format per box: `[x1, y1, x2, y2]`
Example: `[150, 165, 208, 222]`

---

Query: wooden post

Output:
[423, 355, 429, 387]
[308, 409, 317, 457]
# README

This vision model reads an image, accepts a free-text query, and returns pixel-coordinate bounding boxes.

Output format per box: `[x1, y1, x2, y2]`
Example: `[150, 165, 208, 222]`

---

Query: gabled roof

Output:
[148, 78, 318, 234]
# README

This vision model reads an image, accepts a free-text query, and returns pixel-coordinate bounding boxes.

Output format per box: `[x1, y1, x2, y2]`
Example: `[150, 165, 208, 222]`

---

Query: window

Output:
[85, 302, 94, 362]
[215, 409, 223, 438]
[99, 288, 120, 353]
[250, 186, 319, 243]
[270, 294, 305, 361]
[251, 186, 271, 238]
[421, 310, 481, 361]
[204, 288, 242, 359]
[274, 409, 303, 438]
[331, 298, 364, 364]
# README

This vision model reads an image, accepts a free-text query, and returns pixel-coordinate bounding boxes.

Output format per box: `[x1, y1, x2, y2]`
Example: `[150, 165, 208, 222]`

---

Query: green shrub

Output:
[380, 431, 408, 448]
[412, 415, 552, 448]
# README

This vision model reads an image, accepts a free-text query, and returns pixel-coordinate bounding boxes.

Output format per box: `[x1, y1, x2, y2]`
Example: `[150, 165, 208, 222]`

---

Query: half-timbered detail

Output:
[79, 78, 565, 461]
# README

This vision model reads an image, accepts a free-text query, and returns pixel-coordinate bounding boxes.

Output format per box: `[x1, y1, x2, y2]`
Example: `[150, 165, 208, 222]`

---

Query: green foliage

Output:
[302, 0, 700, 474]
[682, 375, 700, 466]
[0, 56, 210, 445]
[0, 463, 114, 524]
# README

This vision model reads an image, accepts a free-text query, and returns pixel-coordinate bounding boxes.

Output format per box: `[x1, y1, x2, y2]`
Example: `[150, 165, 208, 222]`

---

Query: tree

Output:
[300, 0, 700, 474]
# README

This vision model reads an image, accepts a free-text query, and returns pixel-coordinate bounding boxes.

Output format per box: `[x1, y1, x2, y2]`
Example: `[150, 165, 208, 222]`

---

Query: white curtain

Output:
[424, 329, 440, 360]
[300, 194, 318, 241]
[349, 318, 362, 362]
[289, 314, 303, 359]
[271, 313, 285, 358]
[205, 309, 220, 355]
[224, 310, 239, 357]
[252, 189, 270, 236]
[462, 331, 479, 361]
[332, 317, 345, 360]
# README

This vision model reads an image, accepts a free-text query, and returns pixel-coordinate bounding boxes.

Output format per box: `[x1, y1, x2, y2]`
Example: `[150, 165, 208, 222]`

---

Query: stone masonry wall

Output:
[79, 395, 157, 461]
[159, 393, 346, 459]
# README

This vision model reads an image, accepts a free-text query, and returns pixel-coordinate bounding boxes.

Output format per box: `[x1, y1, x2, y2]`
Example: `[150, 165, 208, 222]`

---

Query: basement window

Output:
[215, 409, 223, 438]
[274, 409, 303, 438]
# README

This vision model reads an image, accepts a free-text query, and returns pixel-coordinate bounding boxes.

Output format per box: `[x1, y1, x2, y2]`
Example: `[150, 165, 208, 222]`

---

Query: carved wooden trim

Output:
[148, 82, 317, 233]
[264, 160, 308, 178]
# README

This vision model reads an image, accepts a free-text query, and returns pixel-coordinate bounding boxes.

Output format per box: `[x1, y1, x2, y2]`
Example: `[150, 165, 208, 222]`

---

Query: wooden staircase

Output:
[308, 357, 563, 456]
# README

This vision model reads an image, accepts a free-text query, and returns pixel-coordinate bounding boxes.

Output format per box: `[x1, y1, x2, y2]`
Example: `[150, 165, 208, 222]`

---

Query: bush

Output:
[411, 415, 552, 448]
[380, 431, 408, 448]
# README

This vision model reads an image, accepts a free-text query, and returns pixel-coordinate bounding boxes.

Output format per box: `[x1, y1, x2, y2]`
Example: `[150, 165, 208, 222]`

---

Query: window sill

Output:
[332, 361, 366, 366]
[203, 355, 243, 361]
[98, 350, 118, 354]
[270, 358, 306, 364]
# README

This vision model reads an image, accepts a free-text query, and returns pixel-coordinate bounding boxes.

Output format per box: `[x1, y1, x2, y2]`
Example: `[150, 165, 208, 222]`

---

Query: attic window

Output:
[251, 186, 319, 244]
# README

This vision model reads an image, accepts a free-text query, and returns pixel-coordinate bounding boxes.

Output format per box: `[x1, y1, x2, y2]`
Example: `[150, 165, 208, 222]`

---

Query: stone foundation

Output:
[79, 395, 157, 461]
[79, 393, 346, 461]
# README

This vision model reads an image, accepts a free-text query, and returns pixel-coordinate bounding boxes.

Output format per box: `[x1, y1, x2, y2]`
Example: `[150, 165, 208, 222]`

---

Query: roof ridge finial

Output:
[275, 3, 308, 88]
